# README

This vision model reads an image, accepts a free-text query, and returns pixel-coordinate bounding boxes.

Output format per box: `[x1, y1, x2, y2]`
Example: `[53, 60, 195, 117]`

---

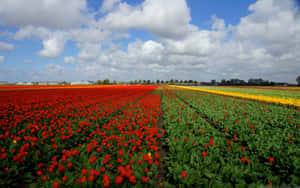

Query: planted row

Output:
[169, 87, 300, 186]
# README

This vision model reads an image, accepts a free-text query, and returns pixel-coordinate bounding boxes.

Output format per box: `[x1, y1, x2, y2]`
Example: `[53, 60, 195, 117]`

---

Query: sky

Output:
[0, 0, 299, 83]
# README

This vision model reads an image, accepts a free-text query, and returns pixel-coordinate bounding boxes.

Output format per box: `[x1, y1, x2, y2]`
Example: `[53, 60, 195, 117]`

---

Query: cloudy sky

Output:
[0, 0, 299, 83]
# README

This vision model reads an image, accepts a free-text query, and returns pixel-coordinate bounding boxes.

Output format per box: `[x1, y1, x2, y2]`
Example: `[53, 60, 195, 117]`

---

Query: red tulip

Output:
[88, 175, 94, 182]
[89, 156, 96, 164]
[115, 176, 123, 184]
[142, 176, 150, 182]
[81, 169, 88, 176]
[53, 181, 59, 188]
[81, 176, 86, 184]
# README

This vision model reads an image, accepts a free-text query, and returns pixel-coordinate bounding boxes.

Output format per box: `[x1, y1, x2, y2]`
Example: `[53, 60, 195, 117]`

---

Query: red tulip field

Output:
[0, 86, 299, 187]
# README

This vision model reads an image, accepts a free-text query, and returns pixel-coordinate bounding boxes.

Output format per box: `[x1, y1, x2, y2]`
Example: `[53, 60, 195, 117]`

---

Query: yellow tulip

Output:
[170, 86, 300, 107]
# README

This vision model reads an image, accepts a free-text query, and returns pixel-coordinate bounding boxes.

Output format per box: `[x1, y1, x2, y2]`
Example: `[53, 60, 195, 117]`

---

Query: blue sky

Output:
[0, 0, 299, 83]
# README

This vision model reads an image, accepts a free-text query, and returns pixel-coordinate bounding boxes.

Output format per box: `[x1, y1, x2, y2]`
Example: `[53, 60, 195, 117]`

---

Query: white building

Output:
[47, 81, 60, 85]
[16, 82, 25, 85]
[38, 82, 48, 85]
[70, 81, 93, 85]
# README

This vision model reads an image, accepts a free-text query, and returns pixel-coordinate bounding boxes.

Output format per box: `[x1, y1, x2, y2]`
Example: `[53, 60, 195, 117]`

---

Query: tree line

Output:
[91, 76, 300, 86]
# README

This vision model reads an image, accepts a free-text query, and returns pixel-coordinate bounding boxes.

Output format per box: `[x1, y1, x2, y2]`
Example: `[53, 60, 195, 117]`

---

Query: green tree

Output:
[103, 78, 110, 85]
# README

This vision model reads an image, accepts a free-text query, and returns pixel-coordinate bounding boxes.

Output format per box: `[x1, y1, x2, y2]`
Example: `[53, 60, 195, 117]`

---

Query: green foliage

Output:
[161, 87, 300, 187]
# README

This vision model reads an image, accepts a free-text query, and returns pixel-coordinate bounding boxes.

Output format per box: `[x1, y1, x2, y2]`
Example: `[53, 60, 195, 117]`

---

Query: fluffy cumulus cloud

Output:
[99, 0, 196, 39]
[1, 0, 300, 82]
[14, 26, 51, 40]
[0, 41, 14, 51]
[37, 32, 68, 58]
[235, 0, 300, 57]
[0, 0, 90, 28]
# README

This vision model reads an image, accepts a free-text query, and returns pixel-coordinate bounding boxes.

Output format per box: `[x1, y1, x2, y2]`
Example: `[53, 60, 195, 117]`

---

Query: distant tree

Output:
[161, 80, 164, 84]
[103, 78, 110, 85]
[32, 81, 39, 85]
[96, 80, 103, 85]
[211, 80, 216, 85]
[61, 81, 70, 85]
[156, 80, 160, 84]
[248, 78, 274, 86]
[180, 80, 183, 83]
[228, 78, 246, 85]
[221, 79, 226, 85]
[147, 80, 151, 85]
[138, 80, 142, 84]
[297, 76, 300, 86]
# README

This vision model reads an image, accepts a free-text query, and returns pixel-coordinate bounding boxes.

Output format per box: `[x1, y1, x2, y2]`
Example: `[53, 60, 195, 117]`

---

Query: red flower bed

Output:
[0, 86, 163, 187]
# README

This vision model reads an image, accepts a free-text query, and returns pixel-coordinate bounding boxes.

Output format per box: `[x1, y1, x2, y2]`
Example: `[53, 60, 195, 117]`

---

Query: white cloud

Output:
[64, 56, 76, 64]
[0, 56, 4, 63]
[37, 32, 68, 58]
[0, 41, 14, 51]
[162, 30, 220, 56]
[100, 0, 120, 13]
[70, 28, 111, 43]
[211, 15, 225, 30]
[14, 26, 50, 40]
[235, 0, 300, 56]
[0, 0, 91, 28]
[99, 0, 196, 39]
[127, 40, 165, 62]
[77, 42, 102, 61]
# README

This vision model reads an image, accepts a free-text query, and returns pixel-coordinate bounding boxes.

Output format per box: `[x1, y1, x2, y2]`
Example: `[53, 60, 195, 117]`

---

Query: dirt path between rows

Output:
[154, 89, 168, 188]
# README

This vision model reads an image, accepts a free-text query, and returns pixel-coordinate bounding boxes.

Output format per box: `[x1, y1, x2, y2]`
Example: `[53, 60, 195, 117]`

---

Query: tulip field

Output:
[0, 85, 299, 187]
